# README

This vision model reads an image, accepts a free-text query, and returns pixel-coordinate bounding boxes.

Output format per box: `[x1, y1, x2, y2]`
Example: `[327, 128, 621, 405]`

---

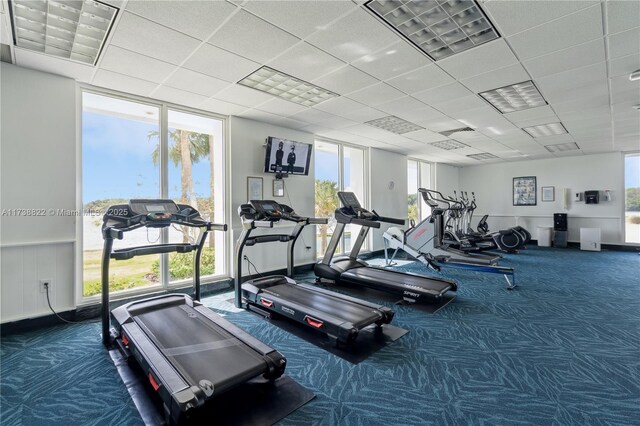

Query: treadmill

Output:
[235, 200, 394, 344]
[315, 192, 458, 304]
[102, 199, 286, 425]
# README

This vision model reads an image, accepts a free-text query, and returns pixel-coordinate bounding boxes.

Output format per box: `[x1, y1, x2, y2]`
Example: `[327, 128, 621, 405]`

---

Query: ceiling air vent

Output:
[439, 126, 474, 137]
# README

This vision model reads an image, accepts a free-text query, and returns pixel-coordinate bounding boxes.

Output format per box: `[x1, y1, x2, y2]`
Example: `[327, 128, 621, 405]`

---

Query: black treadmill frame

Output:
[235, 202, 394, 344]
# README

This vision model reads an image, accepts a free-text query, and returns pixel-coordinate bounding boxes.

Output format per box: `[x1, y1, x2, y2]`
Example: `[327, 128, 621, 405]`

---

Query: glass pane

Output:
[419, 161, 432, 221]
[343, 146, 366, 252]
[315, 141, 340, 258]
[167, 110, 225, 283]
[625, 153, 640, 244]
[408, 160, 418, 223]
[82, 92, 160, 297]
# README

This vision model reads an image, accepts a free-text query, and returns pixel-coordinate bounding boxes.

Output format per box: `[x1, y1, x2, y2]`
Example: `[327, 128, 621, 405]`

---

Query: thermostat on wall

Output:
[574, 192, 583, 202]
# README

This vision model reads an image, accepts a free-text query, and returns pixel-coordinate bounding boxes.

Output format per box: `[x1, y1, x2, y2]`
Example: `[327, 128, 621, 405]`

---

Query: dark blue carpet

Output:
[2, 247, 639, 425]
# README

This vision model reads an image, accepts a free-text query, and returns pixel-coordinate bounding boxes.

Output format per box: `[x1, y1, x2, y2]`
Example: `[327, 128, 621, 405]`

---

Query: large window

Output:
[625, 153, 640, 244]
[81, 91, 225, 299]
[314, 140, 366, 258]
[407, 159, 432, 223]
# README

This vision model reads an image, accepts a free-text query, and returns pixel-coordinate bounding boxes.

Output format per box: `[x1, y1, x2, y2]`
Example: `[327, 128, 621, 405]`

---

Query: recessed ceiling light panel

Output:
[365, 115, 425, 134]
[522, 122, 568, 138]
[365, 0, 500, 61]
[10, 0, 119, 65]
[429, 139, 469, 150]
[238, 66, 339, 107]
[467, 152, 498, 160]
[545, 142, 580, 153]
[479, 80, 547, 114]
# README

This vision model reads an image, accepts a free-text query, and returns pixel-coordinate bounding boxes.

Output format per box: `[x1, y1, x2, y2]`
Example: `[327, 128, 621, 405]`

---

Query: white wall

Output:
[458, 153, 625, 244]
[1, 64, 77, 322]
[229, 117, 317, 278]
[369, 149, 408, 251]
[434, 163, 460, 196]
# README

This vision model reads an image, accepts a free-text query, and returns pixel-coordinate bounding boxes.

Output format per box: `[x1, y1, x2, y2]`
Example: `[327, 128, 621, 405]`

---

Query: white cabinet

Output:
[580, 228, 601, 251]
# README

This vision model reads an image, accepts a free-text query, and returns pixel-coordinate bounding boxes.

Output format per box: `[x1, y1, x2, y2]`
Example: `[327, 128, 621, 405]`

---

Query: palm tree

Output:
[408, 193, 418, 223]
[315, 179, 339, 254]
[149, 129, 210, 242]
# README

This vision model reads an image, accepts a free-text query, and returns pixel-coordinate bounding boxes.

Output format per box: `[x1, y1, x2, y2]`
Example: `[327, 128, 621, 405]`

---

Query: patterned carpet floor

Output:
[1, 246, 639, 425]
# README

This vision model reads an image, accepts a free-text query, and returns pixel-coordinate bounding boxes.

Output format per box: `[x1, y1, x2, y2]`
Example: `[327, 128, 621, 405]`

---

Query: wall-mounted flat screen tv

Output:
[263, 136, 312, 176]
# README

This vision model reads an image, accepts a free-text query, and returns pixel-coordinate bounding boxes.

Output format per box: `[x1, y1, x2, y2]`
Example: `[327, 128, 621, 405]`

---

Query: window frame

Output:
[314, 138, 369, 257]
[76, 85, 230, 306]
[407, 157, 433, 222]
[623, 151, 640, 246]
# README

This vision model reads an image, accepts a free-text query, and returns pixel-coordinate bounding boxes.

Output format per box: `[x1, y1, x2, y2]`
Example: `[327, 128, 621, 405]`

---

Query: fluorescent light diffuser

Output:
[10, 0, 118, 65]
[545, 142, 580, 153]
[467, 152, 498, 160]
[365, 115, 425, 134]
[522, 122, 568, 138]
[429, 139, 468, 150]
[365, 0, 500, 61]
[479, 81, 547, 114]
[238, 66, 339, 107]
[439, 126, 474, 137]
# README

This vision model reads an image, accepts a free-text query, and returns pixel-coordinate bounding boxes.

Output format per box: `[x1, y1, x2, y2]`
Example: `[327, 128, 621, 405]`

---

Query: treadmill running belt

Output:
[263, 284, 380, 328]
[342, 267, 454, 294]
[134, 305, 266, 392]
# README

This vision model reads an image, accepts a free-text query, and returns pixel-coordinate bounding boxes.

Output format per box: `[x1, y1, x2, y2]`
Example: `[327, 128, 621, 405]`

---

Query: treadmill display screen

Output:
[338, 192, 361, 209]
[251, 200, 282, 217]
[146, 205, 166, 213]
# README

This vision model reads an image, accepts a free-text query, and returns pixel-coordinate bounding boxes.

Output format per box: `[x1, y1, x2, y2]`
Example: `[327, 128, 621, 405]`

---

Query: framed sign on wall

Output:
[513, 176, 537, 206]
[247, 176, 263, 201]
[541, 186, 555, 202]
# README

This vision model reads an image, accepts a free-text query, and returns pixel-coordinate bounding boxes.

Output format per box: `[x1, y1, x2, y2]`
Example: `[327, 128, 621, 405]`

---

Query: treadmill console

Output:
[337, 192, 375, 220]
[250, 200, 285, 220]
[129, 199, 179, 216]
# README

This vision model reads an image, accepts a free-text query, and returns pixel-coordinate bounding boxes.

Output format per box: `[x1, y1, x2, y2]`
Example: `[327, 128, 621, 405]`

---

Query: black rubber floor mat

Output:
[110, 350, 315, 425]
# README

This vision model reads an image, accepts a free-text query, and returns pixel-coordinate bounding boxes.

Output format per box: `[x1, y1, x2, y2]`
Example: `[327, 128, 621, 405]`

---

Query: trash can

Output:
[537, 226, 552, 247]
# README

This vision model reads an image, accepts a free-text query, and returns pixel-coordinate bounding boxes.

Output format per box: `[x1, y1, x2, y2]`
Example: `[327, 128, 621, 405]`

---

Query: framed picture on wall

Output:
[513, 176, 537, 206]
[541, 186, 555, 202]
[273, 179, 284, 197]
[247, 176, 263, 201]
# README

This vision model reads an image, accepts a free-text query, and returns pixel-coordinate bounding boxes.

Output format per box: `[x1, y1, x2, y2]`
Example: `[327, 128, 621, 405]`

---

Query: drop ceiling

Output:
[2, 0, 639, 165]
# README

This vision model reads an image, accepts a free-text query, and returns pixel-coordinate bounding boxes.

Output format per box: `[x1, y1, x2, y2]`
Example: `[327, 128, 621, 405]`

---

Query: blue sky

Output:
[625, 155, 640, 189]
[314, 150, 351, 186]
[83, 112, 211, 202]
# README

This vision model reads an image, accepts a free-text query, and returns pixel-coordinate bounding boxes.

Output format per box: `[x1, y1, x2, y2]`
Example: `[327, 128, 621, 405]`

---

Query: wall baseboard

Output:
[1, 264, 316, 336]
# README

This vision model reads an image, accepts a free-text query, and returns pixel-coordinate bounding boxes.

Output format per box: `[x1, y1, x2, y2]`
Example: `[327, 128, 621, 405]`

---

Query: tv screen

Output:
[264, 136, 312, 176]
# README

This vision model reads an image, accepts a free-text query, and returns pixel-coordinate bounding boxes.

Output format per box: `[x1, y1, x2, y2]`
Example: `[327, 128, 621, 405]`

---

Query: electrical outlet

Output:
[39, 279, 52, 293]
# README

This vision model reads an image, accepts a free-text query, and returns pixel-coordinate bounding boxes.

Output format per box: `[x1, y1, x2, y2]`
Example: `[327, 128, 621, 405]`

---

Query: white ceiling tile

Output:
[311, 65, 378, 95]
[343, 123, 398, 139]
[376, 96, 430, 116]
[430, 95, 490, 115]
[306, 9, 399, 62]
[437, 39, 519, 80]
[609, 75, 640, 104]
[314, 115, 360, 130]
[183, 43, 260, 83]
[485, 0, 599, 36]
[609, 53, 640, 78]
[200, 98, 248, 116]
[299, 123, 334, 134]
[213, 84, 275, 108]
[460, 63, 530, 93]
[110, 12, 201, 65]
[125, 0, 238, 40]
[536, 62, 607, 94]
[99, 45, 176, 84]
[607, 0, 640, 35]
[608, 27, 640, 59]
[92, 69, 157, 97]
[288, 108, 337, 124]
[341, 105, 389, 122]
[413, 83, 474, 106]
[242, 0, 357, 39]
[523, 38, 606, 78]
[14, 48, 94, 82]
[532, 133, 575, 145]
[542, 80, 610, 105]
[503, 105, 556, 124]
[397, 106, 449, 127]
[352, 40, 431, 81]
[611, 102, 640, 122]
[164, 68, 229, 97]
[506, 5, 604, 60]
[208, 10, 299, 63]
[386, 65, 455, 94]
[347, 83, 407, 106]
[254, 97, 309, 117]
[552, 91, 612, 115]
[424, 118, 467, 132]
[267, 42, 345, 82]
[313, 97, 383, 122]
[153, 86, 209, 108]
[405, 129, 449, 143]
